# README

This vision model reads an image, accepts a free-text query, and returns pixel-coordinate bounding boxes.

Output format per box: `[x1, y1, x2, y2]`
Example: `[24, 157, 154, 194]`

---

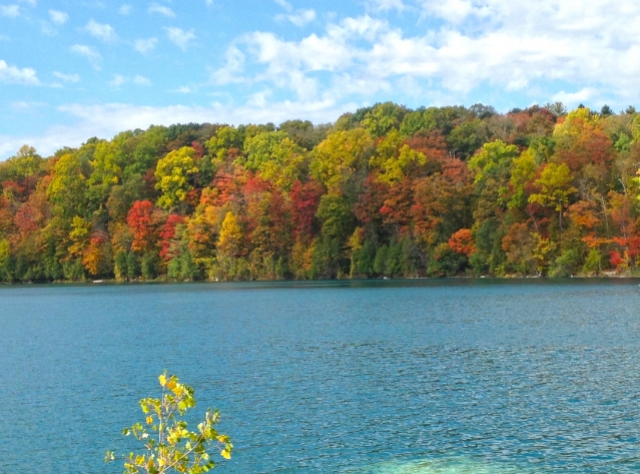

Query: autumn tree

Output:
[155, 147, 199, 209]
[106, 372, 232, 474]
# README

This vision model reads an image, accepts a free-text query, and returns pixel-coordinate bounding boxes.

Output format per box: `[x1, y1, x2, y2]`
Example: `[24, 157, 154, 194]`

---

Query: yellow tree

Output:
[155, 147, 199, 209]
[243, 131, 305, 190]
[217, 211, 242, 256]
[311, 129, 373, 191]
[68, 215, 91, 259]
[507, 149, 537, 211]
[88, 139, 125, 204]
[213, 211, 245, 280]
[47, 152, 90, 218]
[369, 130, 427, 185]
[529, 162, 577, 241]
[106, 373, 232, 473]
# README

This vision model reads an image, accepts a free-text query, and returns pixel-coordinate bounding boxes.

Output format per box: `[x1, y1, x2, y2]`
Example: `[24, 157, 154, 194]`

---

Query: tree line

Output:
[1, 101, 639, 282]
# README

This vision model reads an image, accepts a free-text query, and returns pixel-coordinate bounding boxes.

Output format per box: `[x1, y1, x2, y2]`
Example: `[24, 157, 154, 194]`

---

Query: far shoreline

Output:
[2, 274, 640, 287]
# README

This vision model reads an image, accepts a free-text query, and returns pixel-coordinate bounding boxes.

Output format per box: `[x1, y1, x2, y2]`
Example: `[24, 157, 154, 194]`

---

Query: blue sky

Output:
[1, 0, 640, 158]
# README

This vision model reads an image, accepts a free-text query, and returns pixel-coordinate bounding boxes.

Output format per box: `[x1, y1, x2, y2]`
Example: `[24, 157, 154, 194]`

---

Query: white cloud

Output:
[211, 2, 640, 108]
[84, 20, 117, 42]
[133, 75, 151, 86]
[118, 4, 132, 15]
[274, 0, 292, 12]
[212, 45, 246, 84]
[0, 98, 355, 159]
[49, 10, 68, 25]
[40, 21, 57, 36]
[149, 4, 175, 18]
[71, 45, 102, 69]
[109, 74, 152, 87]
[552, 88, 599, 106]
[366, 0, 406, 12]
[134, 37, 157, 54]
[205, 0, 213, 5]
[109, 74, 127, 87]
[276, 9, 316, 27]
[53, 71, 80, 83]
[0, 60, 39, 85]
[11, 101, 45, 111]
[165, 27, 195, 50]
[1, 5, 20, 17]
[176, 86, 192, 93]
[18, 0, 35, 5]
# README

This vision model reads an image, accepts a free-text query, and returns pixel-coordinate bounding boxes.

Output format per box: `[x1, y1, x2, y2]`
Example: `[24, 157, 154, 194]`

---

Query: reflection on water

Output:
[362, 457, 524, 474]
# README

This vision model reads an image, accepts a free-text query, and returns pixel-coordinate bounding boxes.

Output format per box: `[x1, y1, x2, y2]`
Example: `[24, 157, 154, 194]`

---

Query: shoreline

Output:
[2, 273, 639, 286]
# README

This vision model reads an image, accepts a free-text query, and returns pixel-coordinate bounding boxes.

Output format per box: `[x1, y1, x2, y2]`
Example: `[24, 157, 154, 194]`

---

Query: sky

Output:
[1, 0, 640, 159]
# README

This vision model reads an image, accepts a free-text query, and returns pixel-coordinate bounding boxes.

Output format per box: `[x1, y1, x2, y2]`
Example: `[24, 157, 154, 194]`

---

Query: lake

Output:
[2, 279, 640, 473]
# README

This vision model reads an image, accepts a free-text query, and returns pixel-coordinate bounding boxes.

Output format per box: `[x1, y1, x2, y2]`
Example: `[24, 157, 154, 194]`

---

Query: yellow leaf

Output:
[146, 416, 153, 425]
[159, 374, 167, 387]
[221, 450, 231, 460]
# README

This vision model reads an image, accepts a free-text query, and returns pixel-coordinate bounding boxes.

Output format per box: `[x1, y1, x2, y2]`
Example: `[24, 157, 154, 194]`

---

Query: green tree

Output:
[468, 139, 520, 188]
[0, 238, 13, 281]
[106, 372, 232, 474]
[360, 102, 409, 138]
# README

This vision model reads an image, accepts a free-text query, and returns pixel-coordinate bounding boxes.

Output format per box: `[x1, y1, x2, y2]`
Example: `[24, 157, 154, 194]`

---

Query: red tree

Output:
[127, 200, 155, 252]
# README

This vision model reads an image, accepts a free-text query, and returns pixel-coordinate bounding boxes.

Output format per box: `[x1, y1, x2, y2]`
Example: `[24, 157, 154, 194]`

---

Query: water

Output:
[2, 279, 640, 473]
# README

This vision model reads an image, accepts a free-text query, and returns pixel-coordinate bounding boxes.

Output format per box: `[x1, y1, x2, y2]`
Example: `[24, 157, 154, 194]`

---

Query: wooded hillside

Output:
[1, 102, 639, 282]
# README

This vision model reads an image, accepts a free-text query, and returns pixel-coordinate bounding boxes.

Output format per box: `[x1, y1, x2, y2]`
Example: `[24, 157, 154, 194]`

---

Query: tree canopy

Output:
[2, 102, 640, 281]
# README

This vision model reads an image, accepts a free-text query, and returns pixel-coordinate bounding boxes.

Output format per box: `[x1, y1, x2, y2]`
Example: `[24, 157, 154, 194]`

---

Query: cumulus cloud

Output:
[134, 37, 157, 54]
[276, 9, 316, 27]
[212, 0, 640, 108]
[0, 98, 355, 159]
[165, 27, 195, 50]
[366, 0, 406, 12]
[1, 5, 20, 17]
[109, 74, 127, 87]
[552, 88, 600, 105]
[133, 75, 151, 86]
[149, 4, 175, 18]
[118, 4, 132, 15]
[274, 0, 292, 11]
[212, 45, 246, 84]
[274, 0, 315, 27]
[11, 101, 45, 111]
[109, 74, 152, 87]
[53, 71, 80, 83]
[49, 10, 68, 25]
[0, 60, 39, 85]
[71, 45, 102, 68]
[84, 20, 118, 42]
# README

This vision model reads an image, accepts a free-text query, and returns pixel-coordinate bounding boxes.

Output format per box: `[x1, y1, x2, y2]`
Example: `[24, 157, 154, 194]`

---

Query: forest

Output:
[1, 101, 639, 282]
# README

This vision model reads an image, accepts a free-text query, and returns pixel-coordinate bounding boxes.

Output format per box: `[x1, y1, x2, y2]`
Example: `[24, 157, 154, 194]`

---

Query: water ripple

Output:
[2, 279, 640, 472]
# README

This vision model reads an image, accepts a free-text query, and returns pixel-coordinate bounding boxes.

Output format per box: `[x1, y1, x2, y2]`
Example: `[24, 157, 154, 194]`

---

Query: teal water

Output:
[2, 279, 640, 473]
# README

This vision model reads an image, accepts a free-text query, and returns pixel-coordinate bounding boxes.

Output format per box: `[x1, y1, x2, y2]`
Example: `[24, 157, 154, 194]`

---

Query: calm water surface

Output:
[2, 279, 640, 473]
